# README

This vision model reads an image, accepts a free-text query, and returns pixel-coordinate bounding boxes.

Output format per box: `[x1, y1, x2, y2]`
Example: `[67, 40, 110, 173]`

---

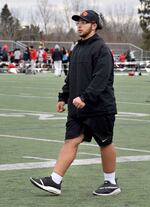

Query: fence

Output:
[0, 40, 150, 61]
[21, 40, 73, 51]
[0, 40, 26, 51]
[143, 51, 150, 60]
[107, 43, 144, 61]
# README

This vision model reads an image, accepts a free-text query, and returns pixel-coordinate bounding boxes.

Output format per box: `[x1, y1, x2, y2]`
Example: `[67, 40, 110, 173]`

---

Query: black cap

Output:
[72, 10, 102, 30]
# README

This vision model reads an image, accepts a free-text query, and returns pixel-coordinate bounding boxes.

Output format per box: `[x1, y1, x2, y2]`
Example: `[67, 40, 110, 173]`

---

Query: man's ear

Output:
[92, 23, 97, 31]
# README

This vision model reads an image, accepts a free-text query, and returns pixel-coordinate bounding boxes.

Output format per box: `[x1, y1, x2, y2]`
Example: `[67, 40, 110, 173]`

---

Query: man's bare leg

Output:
[100, 143, 116, 173]
[100, 143, 116, 184]
[53, 134, 84, 176]
[93, 143, 121, 195]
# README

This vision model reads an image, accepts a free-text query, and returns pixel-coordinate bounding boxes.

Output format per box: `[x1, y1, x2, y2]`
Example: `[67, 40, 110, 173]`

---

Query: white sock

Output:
[51, 172, 63, 184]
[104, 172, 116, 185]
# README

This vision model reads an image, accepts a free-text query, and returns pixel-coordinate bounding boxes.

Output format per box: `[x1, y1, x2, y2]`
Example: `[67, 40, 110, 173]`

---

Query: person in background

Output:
[9, 50, 15, 63]
[23, 47, 30, 63]
[42, 48, 49, 64]
[62, 47, 69, 76]
[14, 48, 21, 65]
[37, 47, 44, 67]
[30, 45, 37, 71]
[119, 52, 126, 62]
[126, 49, 135, 62]
[30, 9, 121, 197]
[0, 47, 3, 61]
[2, 47, 8, 62]
[52, 44, 63, 77]
[22, 47, 31, 73]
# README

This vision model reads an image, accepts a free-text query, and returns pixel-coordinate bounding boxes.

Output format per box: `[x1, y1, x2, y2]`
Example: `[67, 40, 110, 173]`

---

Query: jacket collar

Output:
[78, 33, 100, 45]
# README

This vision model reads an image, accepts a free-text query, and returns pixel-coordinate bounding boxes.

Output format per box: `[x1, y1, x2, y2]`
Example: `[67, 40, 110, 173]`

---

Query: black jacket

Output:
[52, 49, 63, 61]
[58, 34, 117, 117]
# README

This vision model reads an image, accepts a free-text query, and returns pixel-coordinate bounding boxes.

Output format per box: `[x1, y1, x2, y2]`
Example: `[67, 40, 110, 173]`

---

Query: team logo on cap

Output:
[81, 11, 88, 16]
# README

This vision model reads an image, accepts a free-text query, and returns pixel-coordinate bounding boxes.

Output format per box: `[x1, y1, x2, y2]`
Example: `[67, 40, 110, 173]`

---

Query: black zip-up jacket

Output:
[52, 49, 63, 61]
[58, 34, 117, 117]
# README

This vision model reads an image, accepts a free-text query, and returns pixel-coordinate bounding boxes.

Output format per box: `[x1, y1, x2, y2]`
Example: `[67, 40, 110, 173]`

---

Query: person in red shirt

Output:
[119, 53, 126, 62]
[30, 46, 37, 71]
[30, 46, 37, 60]
[42, 48, 49, 64]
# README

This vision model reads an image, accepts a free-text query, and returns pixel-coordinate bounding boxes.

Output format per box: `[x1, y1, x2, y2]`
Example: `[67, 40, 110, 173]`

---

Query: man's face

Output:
[76, 19, 96, 39]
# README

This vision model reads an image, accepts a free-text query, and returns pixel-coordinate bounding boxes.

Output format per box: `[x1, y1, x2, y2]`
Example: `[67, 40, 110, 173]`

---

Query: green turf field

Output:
[0, 73, 150, 207]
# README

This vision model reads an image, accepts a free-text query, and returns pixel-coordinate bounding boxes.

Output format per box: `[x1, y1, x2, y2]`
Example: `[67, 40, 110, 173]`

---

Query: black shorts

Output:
[65, 115, 115, 146]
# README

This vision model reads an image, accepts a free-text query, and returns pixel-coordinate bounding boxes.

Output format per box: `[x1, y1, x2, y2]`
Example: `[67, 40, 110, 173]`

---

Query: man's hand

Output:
[56, 101, 65, 112]
[73, 97, 85, 109]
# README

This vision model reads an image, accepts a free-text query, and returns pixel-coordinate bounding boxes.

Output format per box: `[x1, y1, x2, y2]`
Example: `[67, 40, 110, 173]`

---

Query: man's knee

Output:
[65, 134, 84, 147]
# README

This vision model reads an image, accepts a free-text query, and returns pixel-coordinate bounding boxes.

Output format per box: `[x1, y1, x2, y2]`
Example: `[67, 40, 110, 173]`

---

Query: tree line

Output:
[0, 0, 149, 50]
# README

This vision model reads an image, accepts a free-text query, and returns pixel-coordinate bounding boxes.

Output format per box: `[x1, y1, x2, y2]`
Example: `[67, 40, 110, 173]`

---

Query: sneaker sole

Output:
[93, 188, 121, 196]
[30, 177, 61, 195]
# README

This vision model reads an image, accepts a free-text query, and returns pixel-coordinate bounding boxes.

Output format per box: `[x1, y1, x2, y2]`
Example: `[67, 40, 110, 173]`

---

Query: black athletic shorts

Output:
[65, 114, 115, 146]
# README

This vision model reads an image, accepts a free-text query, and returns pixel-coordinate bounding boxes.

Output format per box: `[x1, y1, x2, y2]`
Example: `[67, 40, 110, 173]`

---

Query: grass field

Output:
[0, 73, 150, 207]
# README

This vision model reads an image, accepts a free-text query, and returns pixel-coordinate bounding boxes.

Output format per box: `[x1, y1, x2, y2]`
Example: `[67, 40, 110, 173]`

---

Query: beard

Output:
[79, 25, 93, 39]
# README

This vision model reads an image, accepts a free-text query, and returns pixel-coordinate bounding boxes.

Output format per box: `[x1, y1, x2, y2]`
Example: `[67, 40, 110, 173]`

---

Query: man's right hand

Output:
[56, 101, 65, 112]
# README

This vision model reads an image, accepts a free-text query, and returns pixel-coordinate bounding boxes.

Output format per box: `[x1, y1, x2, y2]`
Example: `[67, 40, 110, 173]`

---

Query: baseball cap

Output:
[72, 10, 102, 30]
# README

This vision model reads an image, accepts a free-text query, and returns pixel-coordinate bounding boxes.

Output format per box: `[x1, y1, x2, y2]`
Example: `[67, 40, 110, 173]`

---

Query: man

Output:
[30, 45, 37, 73]
[30, 10, 121, 196]
[52, 44, 63, 77]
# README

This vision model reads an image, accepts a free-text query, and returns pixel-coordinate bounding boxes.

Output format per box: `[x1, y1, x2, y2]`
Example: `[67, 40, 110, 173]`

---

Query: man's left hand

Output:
[73, 97, 85, 109]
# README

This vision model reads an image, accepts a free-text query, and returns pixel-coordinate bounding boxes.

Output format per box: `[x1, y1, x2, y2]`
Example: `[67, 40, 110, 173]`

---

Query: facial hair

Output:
[79, 25, 93, 39]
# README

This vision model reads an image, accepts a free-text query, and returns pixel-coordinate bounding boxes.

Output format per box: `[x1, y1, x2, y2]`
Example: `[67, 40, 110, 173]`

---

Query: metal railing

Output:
[0, 40, 150, 61]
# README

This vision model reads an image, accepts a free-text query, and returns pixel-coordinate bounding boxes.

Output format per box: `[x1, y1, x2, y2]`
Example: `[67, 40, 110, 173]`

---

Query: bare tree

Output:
[11, 8, 25, 25]
[62, 0, 104, 31]
[105, 2, 141, 43]
[82, 0, 102, 11]
[62, 0, 83, 31]
[37, 0, 53, 37]
[63, 0, 72, 30]
[71, 0, 81, 13]
[28, 9, 39, 27]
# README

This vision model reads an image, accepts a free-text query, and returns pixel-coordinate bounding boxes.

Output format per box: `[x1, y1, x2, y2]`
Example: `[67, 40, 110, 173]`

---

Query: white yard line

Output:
[23, 156, 55, 161]
[78, 152, 100, 157]
[0, 108, 149, 116]
[0, 109, 149, 122]
[0, 155, 150, 171]
[0, 134, 150, 154]
[115, 147, 150, 153]
[83, 142, 150, 153]
[0, 108, 67, 116]
[117, 101, 150, 106]
[0, 86, 51, 90]
[0, 93, 56, 99]
[0, 108, 47, 113]
[0, 96, 150, 104]
[23, 154, 100, 160]
[117, 118, 150, 123]
[0, 134, 64, 144]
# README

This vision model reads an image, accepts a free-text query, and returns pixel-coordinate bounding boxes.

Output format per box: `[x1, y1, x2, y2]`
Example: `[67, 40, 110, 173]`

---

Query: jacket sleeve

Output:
[58, 72, 69, 103]
[80, 45, 114, 104]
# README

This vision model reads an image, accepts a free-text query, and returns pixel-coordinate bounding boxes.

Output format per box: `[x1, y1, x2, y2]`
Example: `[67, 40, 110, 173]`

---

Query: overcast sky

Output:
[0, 0, 140, 24]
